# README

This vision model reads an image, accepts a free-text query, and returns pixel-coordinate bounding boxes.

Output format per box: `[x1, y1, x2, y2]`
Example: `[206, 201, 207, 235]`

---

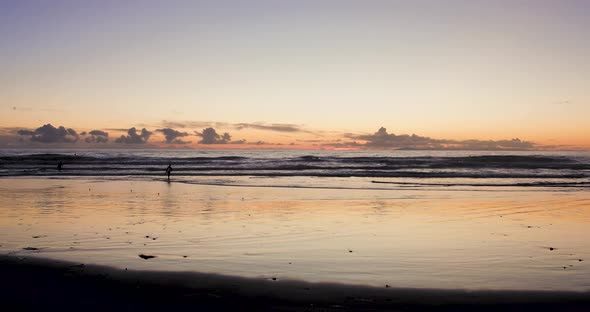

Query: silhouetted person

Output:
[166, 164, 172, 182]
[57, 161, 63, 171]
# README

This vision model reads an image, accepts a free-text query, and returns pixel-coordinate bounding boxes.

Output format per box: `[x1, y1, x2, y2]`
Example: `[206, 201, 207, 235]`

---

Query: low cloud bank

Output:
[84, 130, 109, 143]
[114, 127, 152, 144]
[17, 124, 79, 143]
[156, 128, 190, 144]
[338, 127, 536, 150]
[195, 128, 232, 144]
[11, 123, 540, 150]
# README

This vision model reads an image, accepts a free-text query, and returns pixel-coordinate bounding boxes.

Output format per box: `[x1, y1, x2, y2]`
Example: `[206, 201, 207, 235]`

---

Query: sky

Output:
[1, 0, 589, 150]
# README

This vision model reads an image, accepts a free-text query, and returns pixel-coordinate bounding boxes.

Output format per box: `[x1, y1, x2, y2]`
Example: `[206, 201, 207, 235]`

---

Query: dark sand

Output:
[1, 256, 589, 311]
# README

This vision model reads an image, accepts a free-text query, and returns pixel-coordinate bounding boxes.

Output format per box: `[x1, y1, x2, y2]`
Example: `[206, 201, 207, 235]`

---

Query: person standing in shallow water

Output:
[166, 164, 172, 182]
[57, 161, 63, 171]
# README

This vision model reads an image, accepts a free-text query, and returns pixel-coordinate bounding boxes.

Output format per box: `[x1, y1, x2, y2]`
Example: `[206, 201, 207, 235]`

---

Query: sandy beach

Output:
[1, 174, 590, 311]
[2, 255, 590, 311]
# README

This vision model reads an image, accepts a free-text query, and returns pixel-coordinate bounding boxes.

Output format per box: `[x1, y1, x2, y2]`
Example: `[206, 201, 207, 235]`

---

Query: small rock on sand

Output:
[139, 254, 156, 260]
[22, 247, 39, 251]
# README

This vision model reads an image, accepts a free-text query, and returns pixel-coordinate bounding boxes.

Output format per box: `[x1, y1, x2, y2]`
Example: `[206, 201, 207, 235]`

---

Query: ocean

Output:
[1, 149, 589, 189]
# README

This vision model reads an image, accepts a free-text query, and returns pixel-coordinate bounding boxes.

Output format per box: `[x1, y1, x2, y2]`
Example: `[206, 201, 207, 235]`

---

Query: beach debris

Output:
[385, 284, 390, 288]
[272, 277, 277, 281]
[348, 249, 353, 253]
[183, 255, 188, 258]
[32, 235, 47, 238]
[579, 259, 583, 262]
[138, 254, 156, 260]
[22, 247, 39, 251]
[549, 247, 555, 251]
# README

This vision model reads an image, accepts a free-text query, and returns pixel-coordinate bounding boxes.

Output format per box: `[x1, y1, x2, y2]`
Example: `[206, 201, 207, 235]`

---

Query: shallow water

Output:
[1, 177, 589, 291]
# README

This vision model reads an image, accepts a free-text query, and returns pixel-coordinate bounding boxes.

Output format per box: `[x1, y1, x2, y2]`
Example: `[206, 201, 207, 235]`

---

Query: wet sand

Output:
[1, 177, 590, 310]
[2, 255, 590, 311]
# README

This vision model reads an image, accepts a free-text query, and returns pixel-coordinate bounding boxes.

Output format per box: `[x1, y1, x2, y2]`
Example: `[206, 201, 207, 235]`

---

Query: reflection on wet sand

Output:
[1, 178, 589, 291]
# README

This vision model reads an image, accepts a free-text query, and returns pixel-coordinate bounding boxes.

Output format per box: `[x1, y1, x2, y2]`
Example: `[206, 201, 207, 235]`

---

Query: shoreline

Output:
[2, 255, 590, 311]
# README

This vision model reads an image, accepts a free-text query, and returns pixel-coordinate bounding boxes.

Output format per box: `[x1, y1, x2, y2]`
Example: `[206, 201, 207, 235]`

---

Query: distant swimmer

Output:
[57, 161, 63, 171]
[166, 164, 173, 182]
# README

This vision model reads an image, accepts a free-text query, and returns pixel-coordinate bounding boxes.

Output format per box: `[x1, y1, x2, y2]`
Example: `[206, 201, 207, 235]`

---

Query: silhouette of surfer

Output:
[57, 161, 63, 171]
[166, 164, 172, 182]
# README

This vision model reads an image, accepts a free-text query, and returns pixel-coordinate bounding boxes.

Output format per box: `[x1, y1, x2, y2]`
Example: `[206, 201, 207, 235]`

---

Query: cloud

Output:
[114, 127, 152, 144]
[450, 138, 535, 150]
[156, 128, 191, 144]
[17, 124, 79, 143]
[195, 127, 232, 144]
[158, 120, 318, 134]
[84, 130, 109, 143]
[341, 127, 536, 150]
[160, 120, 231, 129]
[234, 123, 304, 133]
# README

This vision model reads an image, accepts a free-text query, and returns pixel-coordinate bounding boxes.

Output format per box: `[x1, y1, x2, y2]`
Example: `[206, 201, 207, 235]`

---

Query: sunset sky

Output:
[1, 0, 589, 149]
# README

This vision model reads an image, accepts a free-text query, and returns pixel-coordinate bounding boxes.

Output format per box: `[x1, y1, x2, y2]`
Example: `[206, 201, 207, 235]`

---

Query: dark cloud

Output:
[195, 128, 232, 144]
[17, 124, 79, 143]
[156, 128, 191, 144]
[342, 127, 536, 150]
[17, 130, 35, 136]
[114, 127, 152, 144]
[89, 130, 108, 137]
[160, 120, 231, 129]
[105, 128, 132, 132]
[234, 123, 303, 133]
[159, 120, 317, 134]
[84, 130, 109, 143]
